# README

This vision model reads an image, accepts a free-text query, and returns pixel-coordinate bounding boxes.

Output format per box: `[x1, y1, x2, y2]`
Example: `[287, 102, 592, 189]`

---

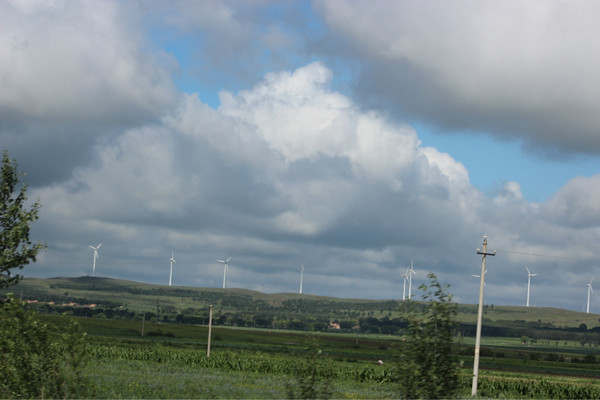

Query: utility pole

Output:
[207, 305, 213, 357]
[472, 235, 495, 398]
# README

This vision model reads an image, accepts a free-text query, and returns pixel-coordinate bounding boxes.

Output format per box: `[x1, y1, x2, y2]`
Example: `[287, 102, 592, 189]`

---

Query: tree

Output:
[397, 273, 458, 399]
[0, 295, 94, 398]
[286, 335, 332, 399]
[1, 150, 45, 288]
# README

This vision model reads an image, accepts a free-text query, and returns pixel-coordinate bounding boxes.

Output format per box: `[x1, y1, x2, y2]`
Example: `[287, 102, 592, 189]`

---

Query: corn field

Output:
[86, 343, 600, 399]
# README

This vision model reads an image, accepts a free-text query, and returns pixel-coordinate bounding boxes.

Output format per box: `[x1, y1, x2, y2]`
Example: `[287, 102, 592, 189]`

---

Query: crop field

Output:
[6, 277, 600, 398]
[34, 315, 600, 399]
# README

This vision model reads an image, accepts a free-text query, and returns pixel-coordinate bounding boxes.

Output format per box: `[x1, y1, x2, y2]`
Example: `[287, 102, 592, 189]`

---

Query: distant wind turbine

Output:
[217, 257, 231, 289]
[472, 269, 488, 286]
[407, 260, 417, 300]
[299, 265, 304, 294]
[401, 268, 409, 301]
[89, 243, 102, 276]
[169, 250, 176, 287]
[525, 266, 537, 307]
[586, 278, 593, 314]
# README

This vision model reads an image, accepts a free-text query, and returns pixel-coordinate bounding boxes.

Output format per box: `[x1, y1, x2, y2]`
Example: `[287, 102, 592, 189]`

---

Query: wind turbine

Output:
[525, 266, 537, 307]
[299, 265, 304, 294]
[217, 257, 231, 289]
[88, 243, 101, 276]
[407, 260, 417, 300]
[472, 269, 488, 286]
[586, 278, 593, 314]
[401, 268, 409, 301]
[169, 250, 176, 287]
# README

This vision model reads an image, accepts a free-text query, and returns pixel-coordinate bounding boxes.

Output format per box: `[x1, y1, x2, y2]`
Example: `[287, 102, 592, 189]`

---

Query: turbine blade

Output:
[217, 260, 225, 263]
[525, 266, 530, 274]
[226, 256, 232, 262]
[97, 243, 102, 248]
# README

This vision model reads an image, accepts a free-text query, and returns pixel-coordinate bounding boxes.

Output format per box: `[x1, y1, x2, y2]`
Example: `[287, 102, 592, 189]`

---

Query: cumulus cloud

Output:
[29, 62, 481, 289]
[0, 0, 177, 184]
[315, 0, 600, 156]
[3, 0, 599, 310]
[542, 175, 600, 228]
[21, 59, 600, 309]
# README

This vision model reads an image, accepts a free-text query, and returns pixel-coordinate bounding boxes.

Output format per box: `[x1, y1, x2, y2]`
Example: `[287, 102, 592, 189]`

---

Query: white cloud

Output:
[0, 0, 175, 125]
[33, 62, 481, 266]
[315, 0, 600, 155]
[542, 175, 600, 228]
[19, 53, 600, 310]
[0, 0, 597, 313]
[0, 0, 177, 184]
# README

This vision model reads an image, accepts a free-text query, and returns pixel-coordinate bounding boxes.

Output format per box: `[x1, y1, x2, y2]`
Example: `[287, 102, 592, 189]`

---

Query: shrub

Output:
[0, 295, 93, 398]
[583, 354, 596, 364]
[397, 273, 458, 399]
[286, 336, 332, 399]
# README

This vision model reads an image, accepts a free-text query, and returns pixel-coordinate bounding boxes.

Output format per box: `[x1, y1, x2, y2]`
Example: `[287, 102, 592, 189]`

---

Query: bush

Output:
[583, 354, 596, 364]
[286, 336, 332, 399]
[397, 274, 458, 399]
[0, 295, 93, 398]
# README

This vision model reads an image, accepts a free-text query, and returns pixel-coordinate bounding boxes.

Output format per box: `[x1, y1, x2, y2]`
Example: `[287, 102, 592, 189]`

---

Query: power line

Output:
[495, 249, 570, 260]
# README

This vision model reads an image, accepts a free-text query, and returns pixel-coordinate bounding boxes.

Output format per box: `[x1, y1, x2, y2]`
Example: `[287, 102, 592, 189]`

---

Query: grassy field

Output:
[36, 315, 599, 396]
[7, 276, 600, 328]
[5, 277, 600, 398]
[72, 318, 600, 399]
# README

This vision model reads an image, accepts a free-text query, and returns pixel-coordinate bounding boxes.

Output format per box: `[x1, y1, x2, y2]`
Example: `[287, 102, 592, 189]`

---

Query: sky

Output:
[2, 0, 600, 313]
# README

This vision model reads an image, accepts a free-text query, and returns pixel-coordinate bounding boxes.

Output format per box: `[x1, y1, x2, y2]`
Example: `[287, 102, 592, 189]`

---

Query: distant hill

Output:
[2, 276, 599, 332]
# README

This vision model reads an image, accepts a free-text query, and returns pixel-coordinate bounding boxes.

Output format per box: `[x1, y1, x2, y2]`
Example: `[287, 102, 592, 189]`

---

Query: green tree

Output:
[397, 273, 458, 399]
[0, 295, 94, 398]
[1, 150, 45, 288]
[286, 335, 332, 399]
[0, 152, 92, 397]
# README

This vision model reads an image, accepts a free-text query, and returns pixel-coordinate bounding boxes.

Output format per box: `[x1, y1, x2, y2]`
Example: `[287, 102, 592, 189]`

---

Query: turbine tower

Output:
[217, 256, 231, 289]
[299, 265, 304, 294]
[401, 268, 409, 301]
[525, 266, 537, 307]
[169, 250, 176, 287]
[88, 243, 102, 276]
[586, 278, 593, 314]
[407, 260, 417, 300]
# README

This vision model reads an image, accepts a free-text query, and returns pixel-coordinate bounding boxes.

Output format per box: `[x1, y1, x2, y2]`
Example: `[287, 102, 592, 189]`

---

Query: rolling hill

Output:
[2, 276, 599, 332]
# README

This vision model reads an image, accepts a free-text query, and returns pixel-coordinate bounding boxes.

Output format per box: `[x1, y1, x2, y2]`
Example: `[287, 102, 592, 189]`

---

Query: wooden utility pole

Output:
[207, 305, 213, 357]
[472, 235, 495, 397]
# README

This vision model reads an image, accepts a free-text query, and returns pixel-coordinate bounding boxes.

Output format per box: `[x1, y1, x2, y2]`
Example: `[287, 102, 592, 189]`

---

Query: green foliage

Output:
[469, 375, 600, 399]
[0, 295, 93, 398]
[286, 336, 332, 399]
[397, 273, 458, 399]
[0, 151, 45, 288]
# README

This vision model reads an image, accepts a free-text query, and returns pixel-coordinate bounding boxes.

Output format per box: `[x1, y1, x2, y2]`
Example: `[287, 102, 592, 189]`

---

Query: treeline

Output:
[31, 301, 600, 345]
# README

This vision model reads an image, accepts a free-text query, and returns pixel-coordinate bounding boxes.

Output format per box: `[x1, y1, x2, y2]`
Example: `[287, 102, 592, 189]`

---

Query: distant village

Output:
[26, 299, 98, 308]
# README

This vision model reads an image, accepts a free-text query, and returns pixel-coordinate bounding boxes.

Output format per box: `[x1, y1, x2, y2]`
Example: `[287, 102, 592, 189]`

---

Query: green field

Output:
[6, 276, 600, 327]
[4, 276, 600, 398]
[34, 315, 600, 398]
